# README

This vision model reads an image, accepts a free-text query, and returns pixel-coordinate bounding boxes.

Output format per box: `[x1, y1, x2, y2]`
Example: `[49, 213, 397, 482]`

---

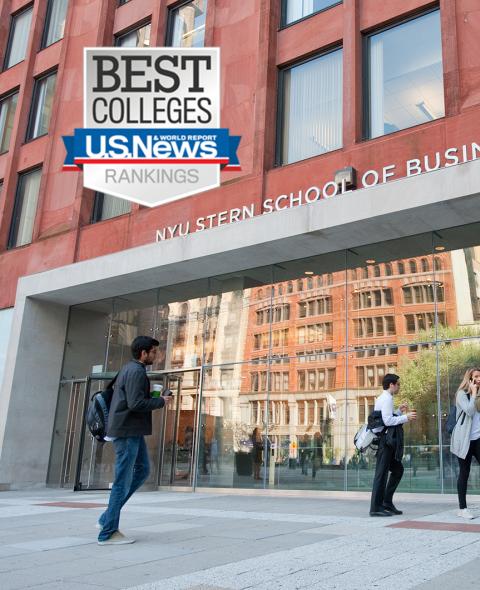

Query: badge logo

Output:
[63, 48, 240, 207]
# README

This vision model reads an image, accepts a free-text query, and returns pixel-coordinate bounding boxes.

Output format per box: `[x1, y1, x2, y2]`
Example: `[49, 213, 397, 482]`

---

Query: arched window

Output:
[398, 261, 405, 275]
[287, 281, 293, 294]
[385, 263, 393, 276]
[409, 260, 417, 274]
[179, 302, 188, 318]
[297, 279, 304, 292]
[350, 268, 357, 281]
[257, 289, 264, 300]
[278, 284, 283, 296]
[271, 286, 276, 297]
[434, 256, 442, 271]
[307, 277, 313, 290]
[317, 276, 324, 287]
[327, 273, 333, 285]
[374, 265, 381, 277]
[421, 258, 429, 272]
[362, 267, 369, 279]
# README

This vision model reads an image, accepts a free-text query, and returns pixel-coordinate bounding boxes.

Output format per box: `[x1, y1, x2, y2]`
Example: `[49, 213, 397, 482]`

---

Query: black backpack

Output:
[86, 374, 118, 442]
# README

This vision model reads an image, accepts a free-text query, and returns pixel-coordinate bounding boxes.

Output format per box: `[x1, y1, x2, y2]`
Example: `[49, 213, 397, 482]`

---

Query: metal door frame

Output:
[152, 367, 202, 491]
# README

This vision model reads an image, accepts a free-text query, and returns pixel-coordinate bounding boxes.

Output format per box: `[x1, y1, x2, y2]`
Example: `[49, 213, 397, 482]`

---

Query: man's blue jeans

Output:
[98, 436, 150, 541]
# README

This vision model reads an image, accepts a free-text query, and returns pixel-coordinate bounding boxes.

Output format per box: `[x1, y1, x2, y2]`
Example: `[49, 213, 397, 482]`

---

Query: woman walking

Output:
[450, 367, 480, 519]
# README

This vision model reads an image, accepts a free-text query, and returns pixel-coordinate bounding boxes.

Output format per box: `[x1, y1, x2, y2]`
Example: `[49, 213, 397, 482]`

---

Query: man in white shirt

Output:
[370, 373, 417, 517]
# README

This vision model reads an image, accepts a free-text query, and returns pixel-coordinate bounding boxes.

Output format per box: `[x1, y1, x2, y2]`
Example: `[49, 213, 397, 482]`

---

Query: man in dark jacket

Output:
[98, 336, 171, 545]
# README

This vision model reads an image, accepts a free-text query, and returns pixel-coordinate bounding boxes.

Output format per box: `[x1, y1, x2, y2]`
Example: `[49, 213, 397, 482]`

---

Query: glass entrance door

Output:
[158, 369, 201, 487]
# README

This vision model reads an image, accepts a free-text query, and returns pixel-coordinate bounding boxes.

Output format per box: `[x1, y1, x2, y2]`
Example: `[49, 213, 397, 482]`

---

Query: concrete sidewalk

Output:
[0, 488, 479, 590]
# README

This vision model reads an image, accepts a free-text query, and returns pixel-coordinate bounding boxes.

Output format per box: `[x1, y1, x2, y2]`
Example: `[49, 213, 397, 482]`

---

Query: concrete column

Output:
[0, 297, 69, 487]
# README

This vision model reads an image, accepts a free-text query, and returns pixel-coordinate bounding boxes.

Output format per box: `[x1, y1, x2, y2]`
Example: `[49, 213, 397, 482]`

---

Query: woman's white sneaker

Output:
[458, 508, 475, 520]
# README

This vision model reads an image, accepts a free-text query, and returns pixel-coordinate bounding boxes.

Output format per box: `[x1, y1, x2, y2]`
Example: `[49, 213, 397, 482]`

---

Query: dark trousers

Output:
[370, 436, 404, 512]
[457, 438, 480, 509]
[98, 436, 150, 541]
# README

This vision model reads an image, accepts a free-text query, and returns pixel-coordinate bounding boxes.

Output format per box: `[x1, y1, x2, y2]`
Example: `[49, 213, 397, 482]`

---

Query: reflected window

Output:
[409, 260, 418, 274]
[168, 0, 208, 47]
[26, 71, 57, 140]
[4, 7, 33, 70]
[354, 316, 395, 337]
[42, 0, 69, 48]
[116, 23, 151, 47]
[297, 279, 304, 291]
[434, 256, 442, 271]
[421, 258, 429, 272]
[280, 48, 342, 165]
[385, 263, 393, 276]
[398, 261, 405, 274]
[366, 10, 444, 139]
[353, 289, 393, 309]
[92, 192, 131, 222]
[0, 91, 18, 153]
[287, 281, 293, 294]
[373, 265, 381, 277]
[283, 0, 341, 26]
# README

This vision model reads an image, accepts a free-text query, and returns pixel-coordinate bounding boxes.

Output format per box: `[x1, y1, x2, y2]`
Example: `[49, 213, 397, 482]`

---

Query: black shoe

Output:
[369, 509, 392, 517]
[382, 503, 403, 515]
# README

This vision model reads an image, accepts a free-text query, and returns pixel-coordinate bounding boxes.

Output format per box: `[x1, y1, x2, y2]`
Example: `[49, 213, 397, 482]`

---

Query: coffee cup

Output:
[151, 384, 163, 398]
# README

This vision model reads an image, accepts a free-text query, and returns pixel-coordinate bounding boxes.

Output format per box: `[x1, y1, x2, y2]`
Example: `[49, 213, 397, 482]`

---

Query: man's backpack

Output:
[86, 374, 118, 442]
[354, 410, 385, 453]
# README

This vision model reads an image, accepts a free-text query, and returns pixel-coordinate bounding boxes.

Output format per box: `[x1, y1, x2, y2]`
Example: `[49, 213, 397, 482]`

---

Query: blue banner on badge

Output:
[63, 129, 241, 169]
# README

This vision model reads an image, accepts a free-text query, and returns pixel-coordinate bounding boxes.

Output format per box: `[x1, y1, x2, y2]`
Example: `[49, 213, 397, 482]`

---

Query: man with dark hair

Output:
[97, 336, 172, 545]
[369, 373, 417, 517]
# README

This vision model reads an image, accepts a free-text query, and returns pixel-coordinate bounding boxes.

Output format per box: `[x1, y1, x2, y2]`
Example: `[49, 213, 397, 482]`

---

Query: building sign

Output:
[63, 48, 241, 207]
[156, 142, 480, 241]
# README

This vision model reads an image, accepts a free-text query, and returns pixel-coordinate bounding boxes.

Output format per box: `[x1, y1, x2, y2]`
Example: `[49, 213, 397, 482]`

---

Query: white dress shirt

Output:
[373, 390, 409, 432]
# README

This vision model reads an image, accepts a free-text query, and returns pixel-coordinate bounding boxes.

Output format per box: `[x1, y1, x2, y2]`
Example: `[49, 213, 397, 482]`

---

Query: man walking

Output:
[370, 373, 416, 517]
[97, 336, 172, 545]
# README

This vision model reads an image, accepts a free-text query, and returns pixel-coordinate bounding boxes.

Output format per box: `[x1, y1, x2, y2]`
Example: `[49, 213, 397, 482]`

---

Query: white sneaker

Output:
[98, 531, 135, 545]
[457, 508, 475, 520]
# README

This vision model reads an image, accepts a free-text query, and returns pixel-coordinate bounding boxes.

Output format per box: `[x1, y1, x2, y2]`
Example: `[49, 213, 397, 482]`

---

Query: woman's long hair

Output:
[458, 367, 480, 392]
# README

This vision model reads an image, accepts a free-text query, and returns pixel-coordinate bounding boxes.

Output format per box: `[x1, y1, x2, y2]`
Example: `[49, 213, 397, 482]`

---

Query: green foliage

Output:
[399, 334, 480, 412]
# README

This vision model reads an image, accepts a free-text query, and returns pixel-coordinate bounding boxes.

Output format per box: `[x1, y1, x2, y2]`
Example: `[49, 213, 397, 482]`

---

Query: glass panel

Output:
[170, 0, 208, 48]
[105, 291, 158, 372]
[28, 73, 57, 140]
[43, 0, 69, 47]
[284, 0, 340, 25]
[4, 8, 32, 69]
[197, 362, 267, 489]
[116, 23, 151, 47]
[347, 234, 438, 347]
[0, 92, 18, 153]
[368, 10, 444, 138]
[281, 48, 342, 164]
[9, 168, 42, 248]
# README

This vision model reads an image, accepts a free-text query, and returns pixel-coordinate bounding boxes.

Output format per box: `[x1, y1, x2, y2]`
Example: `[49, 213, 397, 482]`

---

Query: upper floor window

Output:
[3, 7, 33, 70]
[298, 297, 332, 317]
[26, 72, 57, 140]
[0, 91, 18, 154]
[279, 48, 342, 165]
[365, 10, 444, 139]
[353, 288, 393, 310]
[116, 23, 151, 47]
[168, 0, 208, 47]
[282, 0, 341, 26]
[421, 258, 429, 272]
[8, 168, 42, 248]
[42, 0, 69, 48]
[91, 192, 131, 223]
[385, 263, 393, 276]
[354, 316, 396, 338]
